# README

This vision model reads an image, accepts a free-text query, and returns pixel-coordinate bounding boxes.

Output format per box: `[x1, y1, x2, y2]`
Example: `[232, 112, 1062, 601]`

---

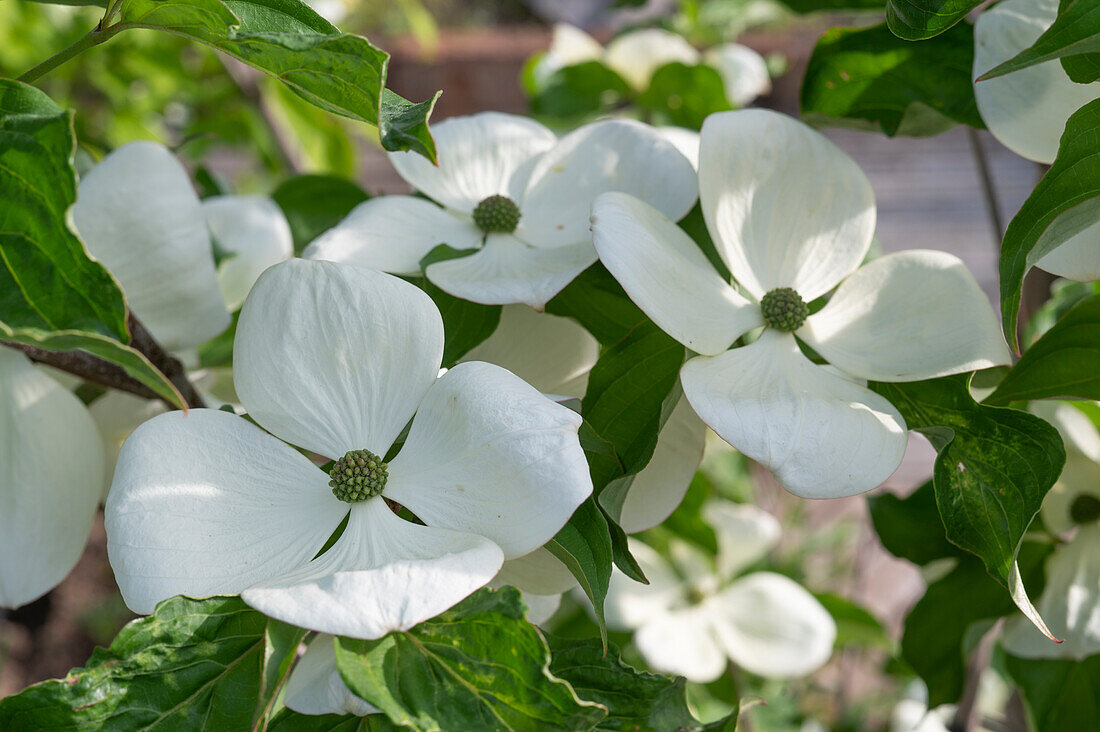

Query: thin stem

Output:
[967, 127, 1005, 249]
[17, 23, 126, 84]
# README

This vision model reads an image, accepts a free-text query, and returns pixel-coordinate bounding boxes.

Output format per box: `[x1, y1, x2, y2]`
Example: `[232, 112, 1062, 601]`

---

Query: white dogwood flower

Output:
[602, 501, 836, 682]
[202, 194, 294, 311]
[536, 25, 771, 107]
[105, 259, 592, 639]
[1032, 401, 1100, 537]
[0, 349, 104, 608]
[284, 634, 380, 717]
[304, 112, 697, 308]
[591, 109, 1011, 498]
[973, 0, 1100, 281]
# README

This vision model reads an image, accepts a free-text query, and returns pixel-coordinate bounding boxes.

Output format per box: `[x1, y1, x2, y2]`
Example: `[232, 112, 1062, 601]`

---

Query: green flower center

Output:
[760, 287, 809, 332]
[1070, 494, 1100, 525]
[472, 194, 521, 233]
[329, 449, 388, 503]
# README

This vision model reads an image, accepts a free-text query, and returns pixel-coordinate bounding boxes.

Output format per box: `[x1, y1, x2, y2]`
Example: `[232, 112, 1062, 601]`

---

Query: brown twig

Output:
[126, 314, 205, 408]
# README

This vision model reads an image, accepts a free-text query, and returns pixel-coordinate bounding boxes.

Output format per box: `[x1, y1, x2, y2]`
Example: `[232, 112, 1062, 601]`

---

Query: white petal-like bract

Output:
[495, 546, 579, 595]
[72, 141, 230, 351]
[304, 195, 482, 276]
[703, 501, 781, 580]
[800, 250, 1010, 382]
[705, 43, 771, 107]
[1035, 224, 1100, 282]
[202, 195, 293, 311]
[699, 110, 876, 301]
[284, 634, 380, 717]
[680, 330, 907, 498]
[634, 607, 729, 682]
[0, 351, 103, 608]
[234, 259, 444, 459]
[385, 361, 591, 558]
[604, 28, 700, 90]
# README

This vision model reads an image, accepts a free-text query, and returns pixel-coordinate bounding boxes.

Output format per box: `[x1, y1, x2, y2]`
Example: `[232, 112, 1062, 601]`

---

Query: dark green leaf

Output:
[547, 636, 737, 731]
[256, 619, 308, 726]
[418, 244, 501, 366]
[801, 22, 982, 136]
[268, 709, 394, 731]
[115, 0, 438, 160]
[637, 62, 733, 129]
[1001, 98, 1100, 351]
[0, 596, 282, 729]
[270, 174, 369, 255]
[988, 294, 1100, 404]
[546, 498, 616, 650]
[530, 61, 631, 122]
[868, 480, 958, 565]
[871, 375, 1065, 600]
[334, 587, 607, 731]
[547, 263, 650, 346]
[0, 79, 182, 407]
[25, 0, 109, 7]
[902, 544, 1052, 706]
[885, 0, 982, 40]
[1005, 652, 1100, 731]
[978, 0, 1100, 82]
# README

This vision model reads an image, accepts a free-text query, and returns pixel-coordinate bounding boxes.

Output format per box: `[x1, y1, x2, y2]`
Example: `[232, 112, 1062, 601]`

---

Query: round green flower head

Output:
[329, 449, 388, 503]
[472, 194, 521, 233]
[760, 287, 809, 332]
[1070, 493, 1100, 525]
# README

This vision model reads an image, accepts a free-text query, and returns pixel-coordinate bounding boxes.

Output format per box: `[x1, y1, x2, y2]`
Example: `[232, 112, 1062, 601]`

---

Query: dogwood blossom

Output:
[304, 112, 697, 308]
[973, 0, 1100, 281]
[591, 109, 1010, 498]
[284, 634, 380, 717]
[601, 501, 836, 682]
[105, 259, 592, 638]
[202, 194, 294, 311]
[536, 24, 771, 107]
[0, 350, 103, 608]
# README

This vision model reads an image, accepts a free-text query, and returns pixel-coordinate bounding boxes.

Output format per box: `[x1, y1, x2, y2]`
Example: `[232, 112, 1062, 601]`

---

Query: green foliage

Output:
[868, 480, 957, 566]
[814, 593, 892, 651]
[530, 61, 631, 123]
[885, 0, 981, 41]
[418, 244, 501, 366]
[269, 710, 394, 730]
[112, 0, 439, 160]
[0, 79, 183, 406]
[545, 498, 616, 648]
[637, 62, 733, 128]
[988, 294, 1100, 404]
[334, 587, 608, 731]
[0, 596, 294, 729]
[1001, 99, 1100, 350]
[547, 635, 738, 731]
[871, 375, 1065, 599]
[977, 0, 1100, 83]
[1005, 651, 1100, 731]
[903, 545, 1051, 706]
[801, 22, 982, 136]
[270, 174, 369, 254]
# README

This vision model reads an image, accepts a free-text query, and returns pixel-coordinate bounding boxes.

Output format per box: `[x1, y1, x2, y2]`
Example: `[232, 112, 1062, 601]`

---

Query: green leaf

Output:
[987, 294, 1100, 404]
[1005, 652, 1100, 731]
[637, 62, 733, 129]
[547, 635, 737, 731]
[270, 174, 369, 255]
[0, 79, 183, 407]
[868, 479, 958, 566]
[256, 619, 308, 726]
[977, 0, 1100, 82]
[530, 61, 631, 122]
[546, 498, 616, 650]
[268, 709, 395, 731]
[1001, 98, 1100, 351]
[902, 544, 1052, 706]
[114, 0, 439, 160]
[801, 22, 982, 136]
[547, 264, 651, 345]
[885, 0, 982, 40]
[0, 596, 290, 729]
[418, 244, 501, 366]
[334, 587, 607, 731]
[814, 593, 892, 651]
[871, 375, 1065, 620]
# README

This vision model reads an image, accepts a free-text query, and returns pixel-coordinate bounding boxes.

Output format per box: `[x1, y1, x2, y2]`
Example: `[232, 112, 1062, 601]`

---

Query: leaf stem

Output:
[967, 127, 1004, 249]
[17, 21, 126, 84]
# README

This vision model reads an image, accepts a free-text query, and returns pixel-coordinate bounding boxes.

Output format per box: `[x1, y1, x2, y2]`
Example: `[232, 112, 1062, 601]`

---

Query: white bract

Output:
[973, 0, 1100, 281]
[591, 109, 1011, 498]
[284, 634, 380, 717]
[202, 194, 294, 311]
[536, 24, 771, 107]
[601, 501, 836, 682]
[304, 112, 697, 309]
[105, 259, 592, 639]
[1032, 401, 1100, 537]
[0, 350, 104, 608]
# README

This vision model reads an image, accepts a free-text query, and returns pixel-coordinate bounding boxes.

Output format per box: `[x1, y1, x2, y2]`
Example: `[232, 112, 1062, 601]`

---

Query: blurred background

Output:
[0, 1, 1051, 728]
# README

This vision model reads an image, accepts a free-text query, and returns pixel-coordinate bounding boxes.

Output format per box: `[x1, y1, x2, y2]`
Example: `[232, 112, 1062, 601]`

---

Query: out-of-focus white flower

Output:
[1032, 401, 1100, 537]
[0, 350, 104, 608]
[601, 501, 836, 682]
[890, 682, 956, 731]
[306, 112, 697, 308]
[604, 28, 701, 90]
[202, 195, 294, 312]
[591, 109, 1010, 498]
[105, 259, 592, 639]
[972, 0, 1100, 281]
